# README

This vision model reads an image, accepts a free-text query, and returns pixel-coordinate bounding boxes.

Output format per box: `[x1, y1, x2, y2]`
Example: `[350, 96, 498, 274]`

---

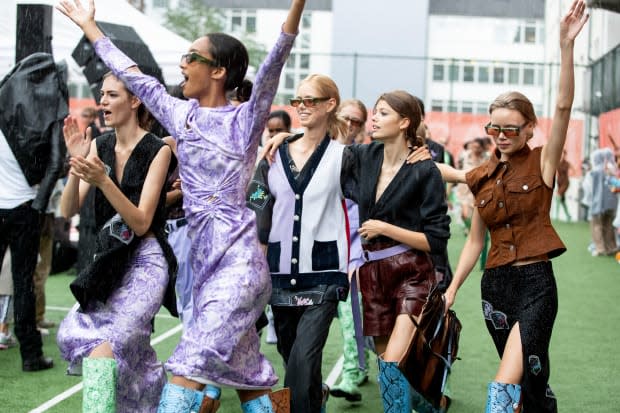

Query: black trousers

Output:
[0, 203, 43, 362]
[273, 299, 338, 413]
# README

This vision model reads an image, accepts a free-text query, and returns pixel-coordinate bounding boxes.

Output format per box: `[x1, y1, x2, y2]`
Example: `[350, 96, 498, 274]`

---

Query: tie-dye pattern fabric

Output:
[93, 30, 296, 388]
[57, 238, 168, 412]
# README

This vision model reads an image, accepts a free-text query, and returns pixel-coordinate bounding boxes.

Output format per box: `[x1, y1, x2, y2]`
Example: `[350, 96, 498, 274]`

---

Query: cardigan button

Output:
[292, 236, 299, 242]
[290, 278, 297, 286]
[295, 194, 300, 200]
[293, 215, 300, 221]
[291, 258, 298, 264]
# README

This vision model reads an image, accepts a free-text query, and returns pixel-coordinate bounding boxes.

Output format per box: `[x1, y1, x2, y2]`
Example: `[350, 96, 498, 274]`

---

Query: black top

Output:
[70, 132, 178, 316]
[342, 141, 450, 255]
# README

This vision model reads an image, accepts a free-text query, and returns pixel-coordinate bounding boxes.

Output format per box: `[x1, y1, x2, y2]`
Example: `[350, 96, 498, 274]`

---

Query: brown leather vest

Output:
[466, 145, 566, 269]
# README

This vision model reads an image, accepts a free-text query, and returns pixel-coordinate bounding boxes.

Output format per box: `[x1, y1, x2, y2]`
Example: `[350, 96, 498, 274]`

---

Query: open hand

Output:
[406, 145, 431, 164]
[69, 154, 108, 187]
[560, 0, 589, 44]
[259, 132, 293, 165]
[56, 0, 96, 28]
[63, 115, 92, 158]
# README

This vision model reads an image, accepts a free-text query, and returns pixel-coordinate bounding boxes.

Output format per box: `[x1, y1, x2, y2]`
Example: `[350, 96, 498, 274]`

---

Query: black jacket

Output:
[0, 53, 68, 211]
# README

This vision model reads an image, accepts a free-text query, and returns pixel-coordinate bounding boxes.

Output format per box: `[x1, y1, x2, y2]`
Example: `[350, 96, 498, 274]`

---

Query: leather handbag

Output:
[398, 285, 462, 409]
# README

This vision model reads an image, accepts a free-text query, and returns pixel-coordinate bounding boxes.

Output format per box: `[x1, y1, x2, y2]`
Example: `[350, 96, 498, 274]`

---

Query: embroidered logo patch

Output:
[528, 355, 542, 376]
[490, 310, 509, 330]
[247, 181, 270, 210]
[482, 300, 493, 320]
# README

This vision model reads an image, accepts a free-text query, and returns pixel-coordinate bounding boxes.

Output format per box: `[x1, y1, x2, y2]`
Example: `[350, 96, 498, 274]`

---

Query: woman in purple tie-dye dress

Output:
[57, 0, 307, 411]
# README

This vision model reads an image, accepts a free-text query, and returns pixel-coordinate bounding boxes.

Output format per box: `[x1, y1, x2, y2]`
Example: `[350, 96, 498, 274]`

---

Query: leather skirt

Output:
[359, 241, 435, 337]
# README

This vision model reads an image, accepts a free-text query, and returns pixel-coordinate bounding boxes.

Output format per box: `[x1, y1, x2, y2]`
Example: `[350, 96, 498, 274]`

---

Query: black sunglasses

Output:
[289, 96, 330, 108]
[484, 121, 529, 138]
[181, 52, 218, 66]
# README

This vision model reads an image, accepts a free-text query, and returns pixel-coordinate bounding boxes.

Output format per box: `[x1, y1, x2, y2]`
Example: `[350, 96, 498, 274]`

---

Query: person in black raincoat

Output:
[0, 52, 68, 371]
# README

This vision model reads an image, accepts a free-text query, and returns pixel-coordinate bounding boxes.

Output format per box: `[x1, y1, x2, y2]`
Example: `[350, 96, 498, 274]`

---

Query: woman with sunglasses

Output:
[248, 74, 349, 413]
[261, 87, 450, 412]
[57, 1, 306, 412]
[58, 71, 175, 412]
[424, 2, 588, 411]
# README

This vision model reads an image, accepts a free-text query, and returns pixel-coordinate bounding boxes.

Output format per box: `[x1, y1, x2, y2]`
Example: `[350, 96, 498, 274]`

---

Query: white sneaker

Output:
[0, 332, 17, 349]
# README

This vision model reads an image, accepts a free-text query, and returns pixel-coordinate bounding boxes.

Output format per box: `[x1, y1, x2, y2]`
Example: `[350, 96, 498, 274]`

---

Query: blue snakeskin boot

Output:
[157, 383, 204, 413]
[377, 358, 412, 413]
[241, 394, 274, 413]
[485, 382, 521, 413]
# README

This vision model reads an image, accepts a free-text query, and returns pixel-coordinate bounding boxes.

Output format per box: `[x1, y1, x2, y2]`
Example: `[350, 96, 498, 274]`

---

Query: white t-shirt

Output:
[0, 129, 37, 209]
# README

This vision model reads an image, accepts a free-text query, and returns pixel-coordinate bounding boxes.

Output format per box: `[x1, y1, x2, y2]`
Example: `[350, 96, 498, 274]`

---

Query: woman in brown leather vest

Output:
[439, 2, 589, 412]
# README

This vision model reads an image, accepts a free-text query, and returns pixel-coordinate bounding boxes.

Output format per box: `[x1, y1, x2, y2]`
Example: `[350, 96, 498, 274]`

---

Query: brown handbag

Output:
[398, 286, 462, 409]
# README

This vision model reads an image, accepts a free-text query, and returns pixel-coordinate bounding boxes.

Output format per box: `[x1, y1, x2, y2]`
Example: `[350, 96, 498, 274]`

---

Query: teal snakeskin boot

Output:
[157, 383, 204, 413]
[377, 358, 412, 413]
[241, 394, 274, 413]
[82, 357, 117, 413]
[485, 382, 521, 413]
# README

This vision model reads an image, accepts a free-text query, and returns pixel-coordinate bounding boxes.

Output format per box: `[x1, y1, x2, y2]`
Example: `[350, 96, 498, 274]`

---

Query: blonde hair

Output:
[489, 91, 537, 139]
[298, 74, 347, 139]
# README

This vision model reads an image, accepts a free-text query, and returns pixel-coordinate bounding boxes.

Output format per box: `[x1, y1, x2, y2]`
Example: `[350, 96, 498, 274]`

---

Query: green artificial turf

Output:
[0, 220, 617, 412]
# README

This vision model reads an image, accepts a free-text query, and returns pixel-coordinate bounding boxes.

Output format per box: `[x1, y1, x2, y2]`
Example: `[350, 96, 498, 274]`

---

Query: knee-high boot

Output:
[241, 389, 290, 413]
[377, 358, 412, 413]
[82, 357, 117, 413]
[485, 382, 522, 413]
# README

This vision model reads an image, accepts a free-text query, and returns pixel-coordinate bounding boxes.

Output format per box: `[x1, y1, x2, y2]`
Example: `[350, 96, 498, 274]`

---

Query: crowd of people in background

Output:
[1, 1, 618, 413]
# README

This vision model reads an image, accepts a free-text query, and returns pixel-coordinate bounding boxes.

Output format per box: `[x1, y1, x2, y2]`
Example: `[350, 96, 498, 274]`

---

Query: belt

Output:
[165, 217, 188, 234]
[362, 243, 411, 263]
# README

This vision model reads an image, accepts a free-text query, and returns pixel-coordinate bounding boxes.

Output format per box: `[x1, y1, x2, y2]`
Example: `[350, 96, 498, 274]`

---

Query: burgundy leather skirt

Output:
[359, 241, 435, 337]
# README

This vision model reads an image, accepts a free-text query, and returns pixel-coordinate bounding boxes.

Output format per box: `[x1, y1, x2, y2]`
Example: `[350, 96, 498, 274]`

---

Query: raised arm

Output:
[541, 0, 588, 186]
[56, 0, 188, 138]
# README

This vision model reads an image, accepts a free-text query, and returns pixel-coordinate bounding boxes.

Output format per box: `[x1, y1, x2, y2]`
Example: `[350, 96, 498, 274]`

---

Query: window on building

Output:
[538, 67, 545, 86]
[300, 33, 311, 49]
[246, 15, 256, 33]
[478, 66, 489, 83]
[508, 65, 519, 84]
[231, 15, 242, 32]
[523, 66, 535, 85]
[513, 25, 521, 43]
[493, 67, 505, 84]
[462, 101, 473, 113]
[534, 104, 543, 114]
[298, 72, 309, 83]
[287, 53, 296, 69]
[300, 54, 310, 69]
[475, 102, 488, 114]
[302, 13, 312, 29]
[524, 22, 537, 44]
[432, 63, 444, 81]
[449, 63, 460, 82]
[153, 0, 168, 7]
[448, 100, 458, 112]
[431, 100, 443, 112]
[285, 73, 295, 89]
[463, 65, 474, 82]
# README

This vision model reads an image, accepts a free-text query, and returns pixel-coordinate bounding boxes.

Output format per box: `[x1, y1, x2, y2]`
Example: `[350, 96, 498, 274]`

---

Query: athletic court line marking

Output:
[29, 324, 183, 413]
[46, 305, 177, 319]
[325, 355, 344, 387]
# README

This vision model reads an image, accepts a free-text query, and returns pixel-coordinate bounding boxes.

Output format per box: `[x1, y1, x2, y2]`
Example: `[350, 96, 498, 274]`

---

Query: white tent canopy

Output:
[1, 0, 190, 87]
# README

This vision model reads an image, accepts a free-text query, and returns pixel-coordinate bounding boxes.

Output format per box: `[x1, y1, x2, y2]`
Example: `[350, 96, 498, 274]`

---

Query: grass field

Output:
[0, 220, 618, 412]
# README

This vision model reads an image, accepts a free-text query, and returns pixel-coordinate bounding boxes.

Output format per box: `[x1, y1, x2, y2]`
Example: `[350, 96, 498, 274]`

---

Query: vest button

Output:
[291, 258, 298, 264]
[293, 215, 300, 221]
[509, 245, 515, 251]
[496, 179, 501, 185]
[292, 236, 299, 242]
[480, 199, 486, 205]
[522, 184, 529, 190]
[505, 223, 510, 229]
[290, 278, 297, 286]
[498, 201, 504, 208]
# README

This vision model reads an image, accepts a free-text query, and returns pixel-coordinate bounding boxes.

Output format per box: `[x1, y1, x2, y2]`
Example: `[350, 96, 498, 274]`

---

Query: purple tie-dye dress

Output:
[92, 31, 296, 389]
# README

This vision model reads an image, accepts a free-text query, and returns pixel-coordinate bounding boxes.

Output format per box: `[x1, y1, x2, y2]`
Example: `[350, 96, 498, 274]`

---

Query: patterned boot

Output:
[199, 385, 221, 413]
[377, 358, 412, 413]
[157, 383, 204, 413]
[82, 357, 117, 413]
[485, 382, 522, 413]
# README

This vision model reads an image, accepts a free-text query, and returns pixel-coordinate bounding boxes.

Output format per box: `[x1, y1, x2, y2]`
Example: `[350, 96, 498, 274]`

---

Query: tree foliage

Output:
[163, 0, 267, 70]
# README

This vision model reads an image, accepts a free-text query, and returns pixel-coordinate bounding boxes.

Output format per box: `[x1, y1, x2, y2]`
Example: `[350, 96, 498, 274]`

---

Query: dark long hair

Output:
[375, 90, 423, 148]
[205, 33, 249, 92]
[102, 72, 153, 130]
